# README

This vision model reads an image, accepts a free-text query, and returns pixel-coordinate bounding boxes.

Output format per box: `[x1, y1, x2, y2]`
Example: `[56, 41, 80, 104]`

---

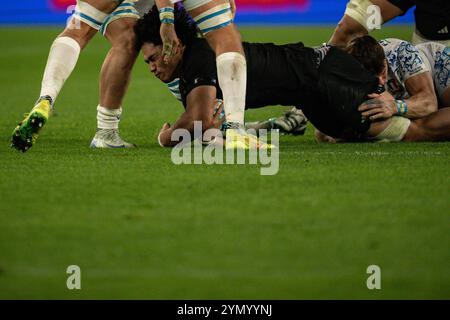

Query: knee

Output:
[60, 21, 97, 49]
[206, 24, 242, 54]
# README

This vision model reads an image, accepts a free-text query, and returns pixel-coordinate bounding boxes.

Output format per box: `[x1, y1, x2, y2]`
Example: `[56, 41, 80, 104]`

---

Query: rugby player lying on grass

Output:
[134, 6, 386, 147]
[259, 35, 450, 141]
[134, 6, 450, 147]
[316, 35, 450, 142]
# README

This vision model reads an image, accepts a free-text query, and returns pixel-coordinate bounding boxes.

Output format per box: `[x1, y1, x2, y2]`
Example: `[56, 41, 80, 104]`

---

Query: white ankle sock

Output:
[216, 52, 247, 125]
[40, 36, 81, 103]
[97, 105, 122, 129]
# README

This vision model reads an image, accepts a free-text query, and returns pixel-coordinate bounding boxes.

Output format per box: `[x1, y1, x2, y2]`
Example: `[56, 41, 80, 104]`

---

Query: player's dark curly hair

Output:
[345, 35, 386, 75]
[134, 4, 199, 50]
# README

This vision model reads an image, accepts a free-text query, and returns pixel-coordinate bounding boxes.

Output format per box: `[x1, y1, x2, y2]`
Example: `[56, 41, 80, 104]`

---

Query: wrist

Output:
[395, 99, 408, 116]
[159, 7, 174, 24]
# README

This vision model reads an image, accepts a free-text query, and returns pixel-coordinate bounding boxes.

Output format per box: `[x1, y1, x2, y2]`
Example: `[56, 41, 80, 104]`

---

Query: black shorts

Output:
[300, 47, 379, 139]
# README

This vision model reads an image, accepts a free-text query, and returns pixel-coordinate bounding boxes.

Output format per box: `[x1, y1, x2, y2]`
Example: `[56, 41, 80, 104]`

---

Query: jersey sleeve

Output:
[180, 39, 220, 105]
[381, 38, 430, 83]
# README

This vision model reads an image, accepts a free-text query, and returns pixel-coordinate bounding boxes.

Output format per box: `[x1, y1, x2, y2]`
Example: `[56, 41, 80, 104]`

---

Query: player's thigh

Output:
[370, 0, 403, 22]
[185, 0, 234, 35]
[100, 1, 140, 47]
[104, 17, 138, 51]
[71, 0, 129, 34]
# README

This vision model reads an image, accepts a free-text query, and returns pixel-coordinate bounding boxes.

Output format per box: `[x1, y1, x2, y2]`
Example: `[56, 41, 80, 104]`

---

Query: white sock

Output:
[97, 105, 122, 130]
[216, 52, 247, 125]
[40, 36, 81, 103]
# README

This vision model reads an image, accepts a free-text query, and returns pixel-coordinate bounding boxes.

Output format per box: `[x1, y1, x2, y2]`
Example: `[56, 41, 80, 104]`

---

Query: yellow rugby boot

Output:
[11, 96, 52, 152]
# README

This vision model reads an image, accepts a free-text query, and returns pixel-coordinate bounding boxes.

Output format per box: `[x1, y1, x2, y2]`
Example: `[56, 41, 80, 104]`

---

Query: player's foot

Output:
[281, 107, 308, 135]
[11, 96, 52, 152]
[245, 107, 308, 135]
[225, 122, 275, 150]
[90, 129, 136, 148]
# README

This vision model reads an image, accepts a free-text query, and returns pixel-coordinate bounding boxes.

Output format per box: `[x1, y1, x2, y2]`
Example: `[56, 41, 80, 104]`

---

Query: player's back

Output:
[243, 42, 318, 109]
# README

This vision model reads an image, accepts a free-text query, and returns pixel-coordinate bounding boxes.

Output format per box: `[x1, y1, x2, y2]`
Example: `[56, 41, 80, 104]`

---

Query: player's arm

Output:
[359, 74, 437, 120]
[402, 72, 438, 118]
[329, 0, 406, 47]
[155, 0, 180, 63]
[158, 85, 218, 147]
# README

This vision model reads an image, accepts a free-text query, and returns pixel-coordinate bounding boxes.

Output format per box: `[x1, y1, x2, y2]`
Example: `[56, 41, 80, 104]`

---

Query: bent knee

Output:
[60, 20, 97, 49]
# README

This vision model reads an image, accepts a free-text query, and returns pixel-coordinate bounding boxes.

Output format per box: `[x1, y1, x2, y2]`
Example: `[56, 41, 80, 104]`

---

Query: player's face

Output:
[141, 42, 181, 83]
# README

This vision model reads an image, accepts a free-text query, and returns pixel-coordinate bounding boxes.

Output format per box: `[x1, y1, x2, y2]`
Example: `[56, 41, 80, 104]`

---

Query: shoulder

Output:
[180, 38, 219, 104]
[182, 38, 215, 69]
[381, 38, 429, 79]
[379, 38, 409, 55]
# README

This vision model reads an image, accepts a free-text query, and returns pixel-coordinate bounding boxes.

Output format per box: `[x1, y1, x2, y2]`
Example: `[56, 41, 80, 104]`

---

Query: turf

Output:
[0, 26, 449, 299]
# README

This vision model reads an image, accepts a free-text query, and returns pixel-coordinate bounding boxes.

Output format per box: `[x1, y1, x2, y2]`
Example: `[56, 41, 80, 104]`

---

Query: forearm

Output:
[403, 94, 438, 119]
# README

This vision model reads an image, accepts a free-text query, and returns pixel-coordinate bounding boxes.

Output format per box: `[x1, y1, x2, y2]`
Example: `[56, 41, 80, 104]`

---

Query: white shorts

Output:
[73, 0, 144, 36]
[183, 0, 213, 11]
[188, 1, 233, 35]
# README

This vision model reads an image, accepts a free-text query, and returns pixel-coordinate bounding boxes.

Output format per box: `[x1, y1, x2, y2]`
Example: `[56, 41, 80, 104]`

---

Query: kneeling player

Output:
[155, 0, 253, 149]
[134, 6, 387, 147]
[135, 7, 450, 145]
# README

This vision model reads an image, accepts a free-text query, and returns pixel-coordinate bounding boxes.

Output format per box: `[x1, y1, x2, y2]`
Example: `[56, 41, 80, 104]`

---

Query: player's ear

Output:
[378, 60, 388, 85]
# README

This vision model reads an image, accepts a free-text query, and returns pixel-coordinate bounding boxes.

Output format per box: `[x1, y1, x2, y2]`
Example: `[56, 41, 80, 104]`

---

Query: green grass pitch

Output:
[0, 26, 449, 299]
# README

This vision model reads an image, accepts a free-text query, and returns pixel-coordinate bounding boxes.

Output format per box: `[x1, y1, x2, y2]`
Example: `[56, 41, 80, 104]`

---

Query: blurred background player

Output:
[329, 0, 450, 47]
[155, 0, 256, 149]
[11, 0, 154, 152]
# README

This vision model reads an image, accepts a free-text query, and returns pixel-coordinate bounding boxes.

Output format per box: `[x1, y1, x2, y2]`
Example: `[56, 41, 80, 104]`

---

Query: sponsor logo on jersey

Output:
[437, 26, 448, 34]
